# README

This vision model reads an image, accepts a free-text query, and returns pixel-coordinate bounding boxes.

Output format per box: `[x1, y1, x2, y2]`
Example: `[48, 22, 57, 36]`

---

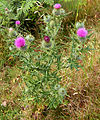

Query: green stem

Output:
[75, 0, 80, 24]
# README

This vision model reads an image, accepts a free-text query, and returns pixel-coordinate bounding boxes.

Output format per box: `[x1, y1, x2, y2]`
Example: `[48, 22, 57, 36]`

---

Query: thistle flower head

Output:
[15, 20, 20, 25]
[77, 28, 88, 38]
[15, 37, 25, 48]
[44, 36, 50, 43]
[54, 3, 61, 9]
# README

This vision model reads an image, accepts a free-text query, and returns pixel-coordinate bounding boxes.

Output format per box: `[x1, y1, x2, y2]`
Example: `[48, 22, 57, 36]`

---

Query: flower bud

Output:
[59, 8, 65, 15]
[58, 88, 66, 97]
[5, 8, 8, 11]
[55, 18, 59, 24]
[9, 27, 13, 32]
[8, 28, 17, 36]
[76, 22, 84, 29]
[5, 11, 9, 14]
[17, 8, 22, 13]
[15, 20, 20, 25]
[50, 20, 55, 28]
[44, 36, 50, 43]
[54, 84, 60, 90]
[9, 46, 14, 51]
[45, 26, 49, 31]
[42, 40, 54, 49]
[44, 15, 51, 23]
[25, 35, 35, 42]
[13, 31, 18, 36]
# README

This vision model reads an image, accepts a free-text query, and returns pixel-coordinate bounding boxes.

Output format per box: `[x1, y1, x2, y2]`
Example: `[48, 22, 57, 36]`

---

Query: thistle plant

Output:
[65, 22, 93, 70]
[8, 3, 67, 109]
[43, 3, 66, 42]
[5, 4, 93, 109]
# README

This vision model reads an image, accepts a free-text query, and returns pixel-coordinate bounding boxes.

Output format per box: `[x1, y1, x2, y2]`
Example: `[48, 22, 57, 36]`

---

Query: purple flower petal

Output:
[44, 36, 50, 43]
[15, 20, 20, 25]
[54, 3, 61, 9]
[77, 28, 88, 38]
[15, 37, 25, 48]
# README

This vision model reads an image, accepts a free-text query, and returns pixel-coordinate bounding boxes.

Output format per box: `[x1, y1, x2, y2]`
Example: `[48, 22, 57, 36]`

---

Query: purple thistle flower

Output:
[77, 28, 88, 38]
[15, 37, 25, 48]
[54, 3, 61, 9]
[15, 20, 20, 25]
[44, 36, 50, 43]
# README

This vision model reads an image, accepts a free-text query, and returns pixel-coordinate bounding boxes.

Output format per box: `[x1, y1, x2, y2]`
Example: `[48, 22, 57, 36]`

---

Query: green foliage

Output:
[21, 46, 65, 108]
[4, 6, 93, 110]
[1, 7, 69, 109]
